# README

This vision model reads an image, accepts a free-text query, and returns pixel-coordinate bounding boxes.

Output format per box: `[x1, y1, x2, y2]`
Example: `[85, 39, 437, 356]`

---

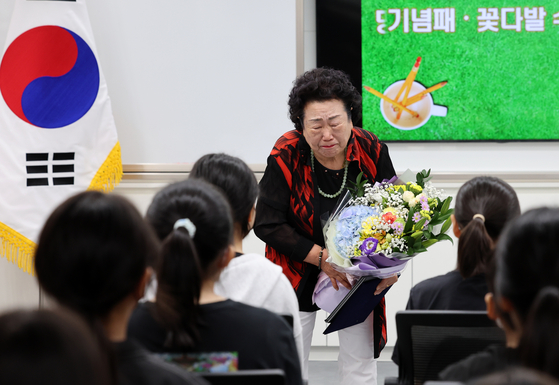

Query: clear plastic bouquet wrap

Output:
[313, 170, 454, 312]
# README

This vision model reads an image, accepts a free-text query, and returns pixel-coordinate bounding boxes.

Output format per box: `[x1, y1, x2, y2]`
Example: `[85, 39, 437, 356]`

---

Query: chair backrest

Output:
[395, 310, 506, 385]
[200, 369, 286, 385]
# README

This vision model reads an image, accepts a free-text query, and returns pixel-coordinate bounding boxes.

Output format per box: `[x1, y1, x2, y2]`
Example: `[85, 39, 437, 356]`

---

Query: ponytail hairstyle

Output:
[34, 191, 160, 384]
[146, 178, 233, 349]
[494, 207, 559, 378]
[454, 176, 520, 278]
[190, 153, 258, 238]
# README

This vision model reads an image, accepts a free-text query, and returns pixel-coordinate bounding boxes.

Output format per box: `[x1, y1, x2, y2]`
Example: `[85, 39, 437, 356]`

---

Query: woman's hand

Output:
[304, 245, 352, 290]
[320, 248, 352, 291]
[374, 274, 399, 295]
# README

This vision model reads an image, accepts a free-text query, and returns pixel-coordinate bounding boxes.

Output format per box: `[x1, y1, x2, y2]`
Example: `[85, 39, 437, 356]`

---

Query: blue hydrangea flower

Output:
[331, 206, 380, 258]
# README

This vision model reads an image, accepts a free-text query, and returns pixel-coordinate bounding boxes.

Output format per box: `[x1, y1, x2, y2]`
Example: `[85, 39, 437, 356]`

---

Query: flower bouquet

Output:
[313, 169, 454, 312]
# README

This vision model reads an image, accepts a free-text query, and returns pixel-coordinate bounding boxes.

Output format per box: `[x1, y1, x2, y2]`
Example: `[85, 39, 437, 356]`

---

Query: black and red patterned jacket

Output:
[254, 127, 396, 358]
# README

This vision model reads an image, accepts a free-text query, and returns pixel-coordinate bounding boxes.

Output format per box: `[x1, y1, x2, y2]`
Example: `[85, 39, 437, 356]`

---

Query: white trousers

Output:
[300, 311, 377, 385]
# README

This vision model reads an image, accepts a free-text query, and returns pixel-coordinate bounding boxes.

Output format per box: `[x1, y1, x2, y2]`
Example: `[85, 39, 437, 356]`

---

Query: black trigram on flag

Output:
[26, 152, 75, 187]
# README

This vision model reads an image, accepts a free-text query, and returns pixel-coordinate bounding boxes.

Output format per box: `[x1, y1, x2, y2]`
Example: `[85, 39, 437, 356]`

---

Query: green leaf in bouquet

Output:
[440, 217, 452, 234]
[436, 233, 454, 244]
[428, 224, 434, 233]
[437, 213, 452, 223]
[428, 218, 443, 227]
[440, 196, 452, 215]
[404, 207, 416, 233]
[422, 239, 439, 248]
[415, 169, 432, 189]
[348, 171, 368, 198]
[411, 230, 423, 239]
[414, 246, 428, 253]
[430, 211, 440, 223]
[414, 218, 427, 231]
[423, 231, 432, 240]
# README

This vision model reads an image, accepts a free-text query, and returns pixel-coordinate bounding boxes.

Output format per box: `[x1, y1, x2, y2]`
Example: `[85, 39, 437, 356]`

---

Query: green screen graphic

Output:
[362, 1, 559, 141]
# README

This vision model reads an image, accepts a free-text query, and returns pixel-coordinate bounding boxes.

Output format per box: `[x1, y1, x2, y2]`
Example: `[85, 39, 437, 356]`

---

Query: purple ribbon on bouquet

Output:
[351, 237, 407, 271]
[350, 253, 407, 270]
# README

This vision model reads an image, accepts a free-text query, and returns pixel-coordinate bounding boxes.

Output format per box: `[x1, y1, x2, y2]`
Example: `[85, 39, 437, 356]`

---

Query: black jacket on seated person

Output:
[392, 270, 489, 365]
[128, 300, 303, 385]
[405, 270, 488, 311]
[438, 344, 518, 382]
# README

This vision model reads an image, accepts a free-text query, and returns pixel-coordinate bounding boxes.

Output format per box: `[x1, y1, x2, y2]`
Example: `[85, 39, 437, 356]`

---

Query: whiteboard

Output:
[0, 0, 297, 165]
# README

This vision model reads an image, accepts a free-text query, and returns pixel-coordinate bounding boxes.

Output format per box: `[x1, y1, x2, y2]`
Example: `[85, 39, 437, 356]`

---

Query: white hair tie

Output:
[472, 214, 485, 223]
[173, 218, 196, 238]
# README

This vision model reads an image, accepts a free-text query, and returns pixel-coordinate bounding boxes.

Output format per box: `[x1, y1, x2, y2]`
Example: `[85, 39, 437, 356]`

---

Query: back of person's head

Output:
[146, 178, 233, 348]
[494, 207, 559, 378]
[35, 191, 159, 320]
[469, 367, 559, 385]
[0, 309, 110, 385]
[190, 153, 258, 239]
[454, 176, 520, 278]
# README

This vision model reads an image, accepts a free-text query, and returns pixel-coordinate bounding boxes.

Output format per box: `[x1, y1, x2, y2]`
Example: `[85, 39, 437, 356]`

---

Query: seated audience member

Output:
[393, 176, 520, 364]
[189, 153, 304, 371]
[405, 176, 520, 310]
[127, 179, 303, 385]
[442, 207, 559, 381]
[34, 191, 206, 385]
[439, 259, 517, 381]
[470, 367, 559, 385]
[0, 309, 110, 385]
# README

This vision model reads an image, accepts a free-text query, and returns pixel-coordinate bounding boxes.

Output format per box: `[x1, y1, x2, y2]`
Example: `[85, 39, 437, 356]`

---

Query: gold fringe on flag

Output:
[0, 222, 36, 275]
[0, 142, 122, 275]
[88, 142, 123, 192]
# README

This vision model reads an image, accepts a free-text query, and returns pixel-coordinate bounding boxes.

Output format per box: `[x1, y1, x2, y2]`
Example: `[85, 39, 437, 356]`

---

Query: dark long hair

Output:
[190, 153, 258, 238]
[494, 207, 559, 379]
[34, 191, 160, 383]
[454, 176, 520, 278]
[146, 179, 233, 349]
[0, 309, 110, 385]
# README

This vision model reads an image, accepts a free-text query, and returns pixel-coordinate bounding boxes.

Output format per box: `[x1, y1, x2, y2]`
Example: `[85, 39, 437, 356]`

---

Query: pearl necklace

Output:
[310, 149, 349, 199]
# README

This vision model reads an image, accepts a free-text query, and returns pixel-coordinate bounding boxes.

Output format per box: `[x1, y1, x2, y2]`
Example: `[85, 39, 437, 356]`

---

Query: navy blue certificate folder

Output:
[323, 276, 392, 334]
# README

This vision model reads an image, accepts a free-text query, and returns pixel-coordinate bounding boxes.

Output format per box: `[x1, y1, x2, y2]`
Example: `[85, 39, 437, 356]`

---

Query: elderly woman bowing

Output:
[254, 68, 398, 384]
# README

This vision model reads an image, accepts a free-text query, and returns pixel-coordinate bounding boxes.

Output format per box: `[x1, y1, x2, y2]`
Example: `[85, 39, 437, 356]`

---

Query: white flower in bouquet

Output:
[402, 190, 415, 203]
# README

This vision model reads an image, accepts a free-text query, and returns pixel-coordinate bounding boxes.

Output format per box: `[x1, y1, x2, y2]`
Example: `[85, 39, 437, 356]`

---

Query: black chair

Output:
[200, 369, 286, 385]
[386, 310, 506, 385]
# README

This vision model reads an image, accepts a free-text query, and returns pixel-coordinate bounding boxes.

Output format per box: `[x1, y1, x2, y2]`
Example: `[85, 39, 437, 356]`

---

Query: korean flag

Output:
[0, 0, 122, 274]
